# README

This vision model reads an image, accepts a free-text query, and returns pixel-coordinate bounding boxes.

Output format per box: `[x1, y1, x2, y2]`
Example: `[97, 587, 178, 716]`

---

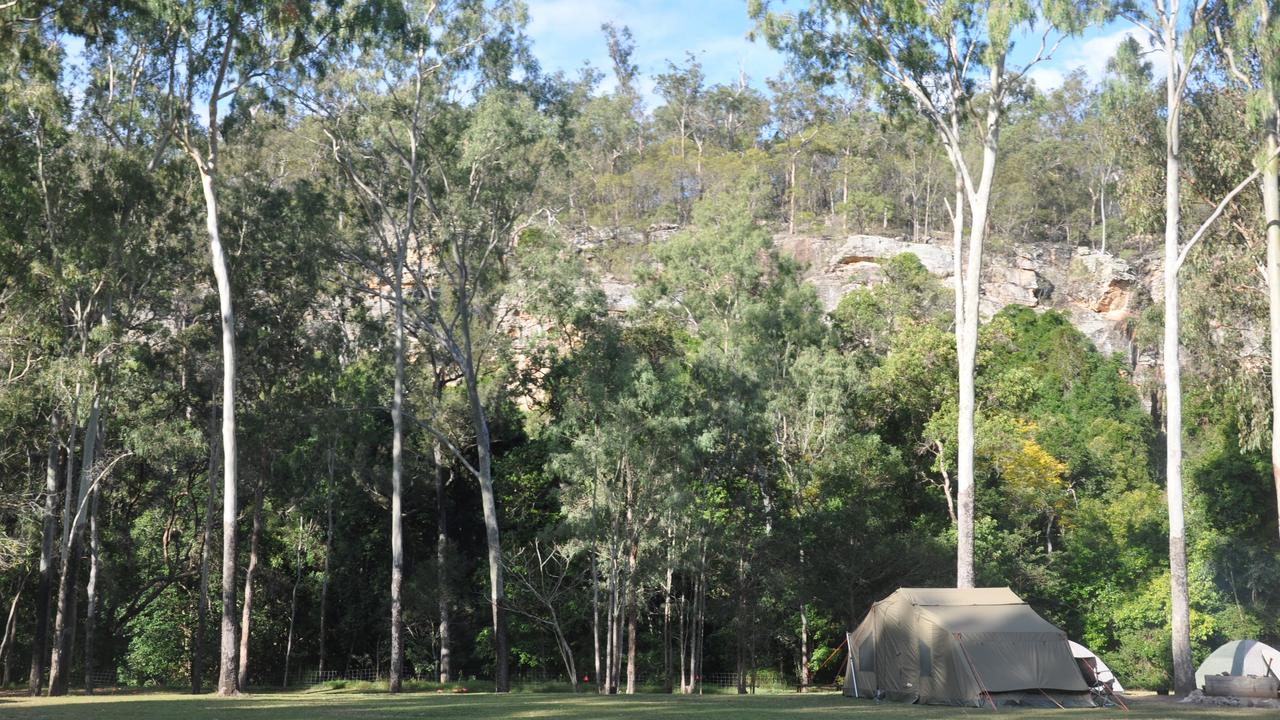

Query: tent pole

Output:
[847, 631, 858, 698]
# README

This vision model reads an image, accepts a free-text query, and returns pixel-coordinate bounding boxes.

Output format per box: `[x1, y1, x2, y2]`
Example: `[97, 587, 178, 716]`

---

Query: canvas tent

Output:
[1195, 640, 1280, 690]
[844, 587, 1091, 707]
[1069, 640, 1124, 693]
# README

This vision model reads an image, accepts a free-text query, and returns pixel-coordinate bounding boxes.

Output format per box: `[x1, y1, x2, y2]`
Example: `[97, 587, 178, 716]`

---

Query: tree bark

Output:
[1264, 112, 1280, 546]
[461, 339, 508, 691]
[319, 444, 334, 676]
[388, 244, 407, 694]
[433, 440, 451, 683]
[625, 532, 639, 694]
[203, 160, 241, 697]
[48, 394, 100, 696]
[678, 589, 687, 693]
[28, 413, 61, 696]
[236, 478, 264, 689]
[736, 556, 748, 695]
[788, 155, 798, 234]
[591, 548, 602, 693]
[83, 480, 101, 693]
[661, 544, 673, 694]
[798, 544, 810, 691]
[1100, 168, 1109, 254]
[1, 581, 23, 686]
[59, 395, 79, 572]
[1161, 20, 1194, 695]
[955, 66, 1004, 590]
[192, 406, 218, 693]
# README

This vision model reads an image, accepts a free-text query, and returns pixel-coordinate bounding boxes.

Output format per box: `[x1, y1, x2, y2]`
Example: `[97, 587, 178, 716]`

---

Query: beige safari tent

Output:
[844, 587, 1092, 707]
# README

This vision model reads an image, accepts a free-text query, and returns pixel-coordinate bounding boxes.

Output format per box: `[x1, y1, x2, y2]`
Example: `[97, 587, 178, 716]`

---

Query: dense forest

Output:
[2, 0, 1280, 700]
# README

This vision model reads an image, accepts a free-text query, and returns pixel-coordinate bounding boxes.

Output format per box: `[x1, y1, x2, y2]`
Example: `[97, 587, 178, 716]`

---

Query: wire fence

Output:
[86, 670, 120, 687]
[303, 667, 382, 685]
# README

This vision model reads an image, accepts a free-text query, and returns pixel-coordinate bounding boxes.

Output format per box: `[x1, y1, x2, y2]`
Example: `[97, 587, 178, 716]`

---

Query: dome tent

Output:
[844, 587, 1092, 707]
[1069, 640, 1125, 693]
[1195, 640, 1280, 690]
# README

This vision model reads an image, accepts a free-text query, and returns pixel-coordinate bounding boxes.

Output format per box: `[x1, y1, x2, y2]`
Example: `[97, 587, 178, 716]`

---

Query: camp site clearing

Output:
[0, 691, 1274, 720]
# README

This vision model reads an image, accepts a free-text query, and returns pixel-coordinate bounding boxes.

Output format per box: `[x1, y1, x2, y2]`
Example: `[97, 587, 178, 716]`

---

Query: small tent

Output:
[844, 587, 1091, 707]
[1069, 640, 1124, 693]
[1195, 640, 1280, 690]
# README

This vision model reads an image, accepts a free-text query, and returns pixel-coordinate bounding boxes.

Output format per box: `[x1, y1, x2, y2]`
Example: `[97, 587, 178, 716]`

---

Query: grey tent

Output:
[844, 587, 1092, 707]
[1195, 640, 1280, 690]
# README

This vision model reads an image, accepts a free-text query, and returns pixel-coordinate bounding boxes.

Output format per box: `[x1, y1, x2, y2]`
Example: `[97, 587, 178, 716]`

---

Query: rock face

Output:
[565, 226, 1157, 364]
[775, 232, 1150, 358]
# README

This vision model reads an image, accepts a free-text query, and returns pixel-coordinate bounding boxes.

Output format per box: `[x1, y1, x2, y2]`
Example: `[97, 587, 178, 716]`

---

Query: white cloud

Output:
[1026, 67, 1066, 91]
[1027, 26, 1169, 91]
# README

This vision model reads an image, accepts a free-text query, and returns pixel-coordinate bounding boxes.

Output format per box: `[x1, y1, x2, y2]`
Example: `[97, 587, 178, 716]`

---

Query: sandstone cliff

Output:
[579, 227, 1155, 365]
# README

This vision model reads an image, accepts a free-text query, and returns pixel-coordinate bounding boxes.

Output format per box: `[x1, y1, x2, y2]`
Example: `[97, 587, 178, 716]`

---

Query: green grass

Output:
[0, 690, 1271, 720]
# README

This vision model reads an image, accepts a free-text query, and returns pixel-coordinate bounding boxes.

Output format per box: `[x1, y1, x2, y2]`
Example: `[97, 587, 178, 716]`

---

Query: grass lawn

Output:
[0, 690, 1274, 720]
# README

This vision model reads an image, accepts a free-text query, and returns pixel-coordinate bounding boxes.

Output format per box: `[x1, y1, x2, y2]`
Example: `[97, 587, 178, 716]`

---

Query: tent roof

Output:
[889, 587, 1064, 635]
[1195, 639, 1280, 689]
[895, 587, 1025, 606]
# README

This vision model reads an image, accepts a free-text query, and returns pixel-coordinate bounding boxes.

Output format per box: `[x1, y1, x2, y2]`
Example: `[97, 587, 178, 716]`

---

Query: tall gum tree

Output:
[752, 0, 1093, 588]
[135, 1, 343, 694]
[1116, 0, 1280, 692]
[312, 0, 537, 691]
[1210, 0, 1280, 544]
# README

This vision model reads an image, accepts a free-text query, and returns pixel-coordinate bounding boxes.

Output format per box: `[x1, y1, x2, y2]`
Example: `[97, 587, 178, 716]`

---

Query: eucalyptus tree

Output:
[753, 0, 1092, 588]
[1114, 0, 1280, 691]
[113, 0, 347, 694]
[1210, 0, 1280, 543]
[0, 16, 73, 695]
[767, 67, 829, 234]
[315, 0, 546, 692]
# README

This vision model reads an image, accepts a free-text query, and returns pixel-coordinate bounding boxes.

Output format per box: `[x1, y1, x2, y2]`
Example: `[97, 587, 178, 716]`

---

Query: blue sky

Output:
[523, 1, 1167, 102]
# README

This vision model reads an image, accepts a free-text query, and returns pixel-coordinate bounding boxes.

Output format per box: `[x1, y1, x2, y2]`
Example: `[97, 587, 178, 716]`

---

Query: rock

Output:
[825, 234, 954, 277]
[1065, 248, 1136, 319]
[600, 274, 637, 314]
[982, 250, 1050, 316]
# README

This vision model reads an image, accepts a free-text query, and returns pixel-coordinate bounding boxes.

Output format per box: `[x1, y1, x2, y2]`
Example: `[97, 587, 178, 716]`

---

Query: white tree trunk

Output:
[459, 313, 508, 691]
[319, 444, 334, 675]
[1265, 128, 1280, 545]
[1259, 0, 1280, 545]
[83, 481, 101, 694]
[956, 71, 1004, 589]
[1162, 25, 1194, 694]
[28, 414, 61, 696]
[434, 440, 451, 683]
[1100, 169, 1109, 254]
[591, 549, 602, 693]
[203, 166, 241, 698]
[237, 479, 264, 689]
[389, 256, 406, 694]
[48, 394, 99, 696]
[0, 583, 21, 686]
